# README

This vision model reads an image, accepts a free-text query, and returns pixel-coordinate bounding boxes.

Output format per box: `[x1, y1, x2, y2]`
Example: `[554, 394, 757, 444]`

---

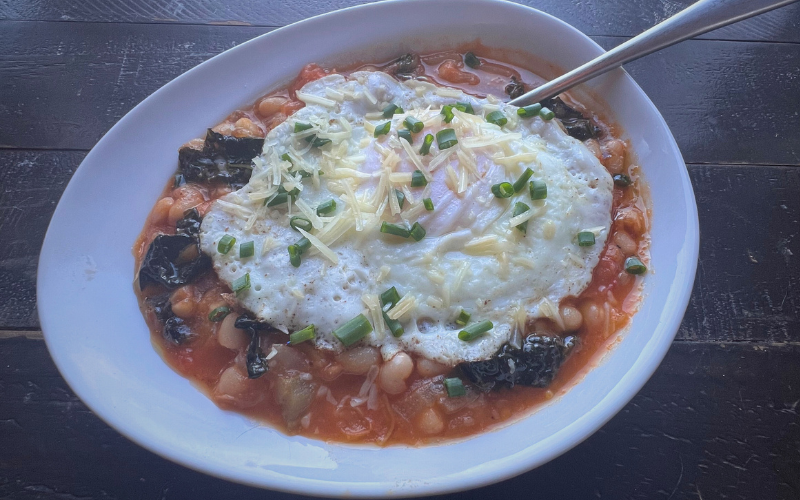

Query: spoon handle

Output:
[509, 0, 799, 106]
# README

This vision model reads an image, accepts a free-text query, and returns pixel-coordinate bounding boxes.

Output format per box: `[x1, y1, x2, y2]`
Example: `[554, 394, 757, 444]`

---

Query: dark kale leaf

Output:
[505, 76, 525, 99]
[234, 314, 276, 379]
[460, 334, 576, 390]
[146, 294, 194, 344]
[234, 313, 275, 332]
[178, 129, 264, 187]
[175, 208, 202, 237]
[387, 53, 421, 79]
[561, 118, 600, 140]
[138, 234, 211, 290]
[541, 96, 585, 120]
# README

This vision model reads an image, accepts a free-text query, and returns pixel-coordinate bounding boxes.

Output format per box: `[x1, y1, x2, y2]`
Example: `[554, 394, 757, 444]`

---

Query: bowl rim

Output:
[37, 0, 699, 496]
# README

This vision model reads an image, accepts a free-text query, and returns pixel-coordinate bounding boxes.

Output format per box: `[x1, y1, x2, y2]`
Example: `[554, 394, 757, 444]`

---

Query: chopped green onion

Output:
[539, 107, 555, 120]
[217, 234, 235, 254]
[289, 216, 312, 232]
[486, 110, 508, 127]
[383, 313, 404, 337]
[530, 180, 547, 200]
[208, 306, 231, 322]
[280, 153, 293, 164]
[423, 198, 434, 211]
[294, 122, 313, 133]
[420, 134, 434, 155]
[239, 241, 255, 258]
[395, 189, 406, 209]
[512, 202, 530, 235]
[289, 324, 316, 344]
[455, 309, 471, 327]
[232, 273, 250, 295]
[380, 287, 401, 308]
[464, 52, 480, 68]
[374, 121, 391, 137]
[316, 199, 337, 215]
[491, 182, 514, 198]
[333, 314, 373, 347]
[398, 129, 413, 143]
[382, 103, 403, 118]
[517, 103, 542, 118]
[288, 237, 311, 267]
[278, 185, 300, 198]
[436, 128, 458, 149]
[411, 170, 428, 187]
[577, 231, 596, 246]
[404, 116, 424, 133]
[458, 320, 493, 341]
[441, 105, 455, 124]
[409, 222, 426, 241]
[513, 168, 534, 192]
[455, 102, 475, 114]
[266, 192, 288, 207]
[444, 377, 467, 397]
[380, 222, 411, 238]
[613, 174, 632, 187]
[625, 256, 647, 275]
[292, 169, 314, 178]
[305, 135, 331, 148]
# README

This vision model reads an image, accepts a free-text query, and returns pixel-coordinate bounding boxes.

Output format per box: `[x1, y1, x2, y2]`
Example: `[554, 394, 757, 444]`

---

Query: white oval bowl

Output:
[37, 0, 699, 496]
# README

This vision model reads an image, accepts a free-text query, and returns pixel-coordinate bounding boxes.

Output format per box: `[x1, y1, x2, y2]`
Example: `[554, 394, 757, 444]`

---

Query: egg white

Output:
[199, 71, 612, 365]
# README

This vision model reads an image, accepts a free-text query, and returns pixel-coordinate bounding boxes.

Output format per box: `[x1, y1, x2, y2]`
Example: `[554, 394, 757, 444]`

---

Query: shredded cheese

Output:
[295, 90, 337, 108]
[297, 227, 339, 264]
[387, 294, 417, 321]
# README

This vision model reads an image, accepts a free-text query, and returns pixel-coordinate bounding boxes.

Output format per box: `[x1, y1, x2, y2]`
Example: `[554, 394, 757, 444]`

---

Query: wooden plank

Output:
[0, 338, 797, 499]
[2, 151, 799, 341]
[0, 0, 798, 42]
[1, 21, 798, 164]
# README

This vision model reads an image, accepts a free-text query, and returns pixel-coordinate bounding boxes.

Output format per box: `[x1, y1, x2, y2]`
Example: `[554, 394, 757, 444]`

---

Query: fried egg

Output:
[199, 71, 612, 366]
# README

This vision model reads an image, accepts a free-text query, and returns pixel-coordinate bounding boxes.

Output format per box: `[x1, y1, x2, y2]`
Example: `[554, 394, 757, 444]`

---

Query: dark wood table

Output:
[2, 1, 800, 498]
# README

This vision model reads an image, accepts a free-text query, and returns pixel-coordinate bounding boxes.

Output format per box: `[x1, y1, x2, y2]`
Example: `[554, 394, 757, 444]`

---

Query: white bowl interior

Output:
[37, 0, 698, 496]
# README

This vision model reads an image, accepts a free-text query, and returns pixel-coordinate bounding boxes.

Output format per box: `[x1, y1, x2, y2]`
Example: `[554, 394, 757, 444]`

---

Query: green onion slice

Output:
[316, 199, 337, 215]
[380, 287, 401, 309]
[409, 222, 426, 241]
[239, 241, 255, 258]
[458, 320, 493, 341]
[486, 110, 508, 127]
[444, 377, 467, 397]
[420, 134, 434, 155]
[436, 128, 458, 149]
[512, 202, 530, 235]
[517, 103, 542, 118]
[395, 189, 406, 209]
[232, 273, 250, 295]
[289, 324, 316, 344]
[398, 129, 413, 144]
[423, 198, 434, 211]
[625, 256, 647, 275]
[280, 153, 293, 164]
[383, 312, 404, 338]
[304, 135, 331, 148]
[455, 102, 475, 114]
[577, 231, 596, 246]
[491, 182, 515, 199]
[290, 216, 312, 232]
[217, 234, 235, 254]
[455, 309, 471, 327]
[513, 168, 534, 193]
[333, 314, 373, 347]
[403, 116, 424, 133]
[374, 121, 391, 137]
[382, 103, 403, 118]
[539, 107, 555, 120]
[208, 306, 231, 322]
[288, 237, 311, 267]
[464, 52, 480, 68]
[613, 174, 632, 187]
[294, 122, 313, 133]
[530, 179, 547, 200]
[441, 105, 455, 124]
[266, 193, 287, 207]
[411, 170, 428, 187]
[380, 222, 411, 238]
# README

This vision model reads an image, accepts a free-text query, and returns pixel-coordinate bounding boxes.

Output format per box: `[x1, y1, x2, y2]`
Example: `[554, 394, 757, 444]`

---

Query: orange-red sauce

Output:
[133, 50, 649, 446]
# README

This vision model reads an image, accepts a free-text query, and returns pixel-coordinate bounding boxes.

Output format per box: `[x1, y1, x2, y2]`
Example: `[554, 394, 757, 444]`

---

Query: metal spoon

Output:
[509, 0, 799, 106]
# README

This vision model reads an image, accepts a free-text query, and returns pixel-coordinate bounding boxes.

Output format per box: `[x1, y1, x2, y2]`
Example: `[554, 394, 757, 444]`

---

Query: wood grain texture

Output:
[1, 22, 800, 164]
[1, 338, 798, 499]
[2, 153, 799, 343]
[1, 0, 798, 42]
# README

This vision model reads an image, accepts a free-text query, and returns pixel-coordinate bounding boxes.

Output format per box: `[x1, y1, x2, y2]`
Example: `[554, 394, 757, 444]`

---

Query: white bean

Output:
[336, 346, 380, 375]
[378, 352, 413, 395]
[560, 304, 583, 332]
[614, 230, 638, 257]
[217, 313, 249, 350]
[416, 358, 450, 378]
[417, 408, 445, 435]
